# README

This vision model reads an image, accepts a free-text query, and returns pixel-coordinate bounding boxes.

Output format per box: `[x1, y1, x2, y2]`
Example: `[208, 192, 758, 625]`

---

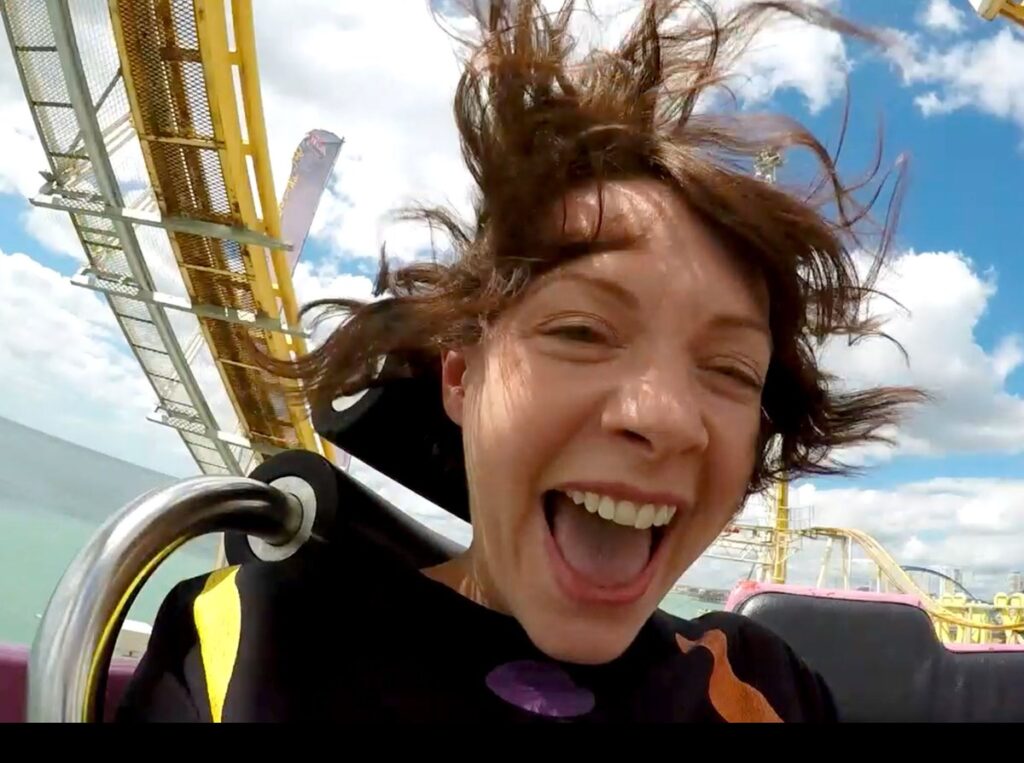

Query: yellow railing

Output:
[195, 0, 323, 456]
[933, 593, 1024, 645]
[809, 527, 1024, 644]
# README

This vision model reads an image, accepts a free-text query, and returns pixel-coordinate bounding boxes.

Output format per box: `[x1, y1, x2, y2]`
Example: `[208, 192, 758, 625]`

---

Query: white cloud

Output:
[21, 206, 82, 261]
[0, 250, 195, 475]
[249, 0, 857, 269]
[292, 260, 375, 306]
[719, 0, 851, 114]
[249, 1, 473, 265]
[0, 40, 48, 200]
[0, 247, 383, 482]
[817, 250, 1024, 463]
[0, 0, 864, 268]
[919, 0, 967, 33]
[993, 335, 1024, 381]
[792, 478, 1024, 597]
[291, 258, 378, 347]
[889, 26, 1024, 128]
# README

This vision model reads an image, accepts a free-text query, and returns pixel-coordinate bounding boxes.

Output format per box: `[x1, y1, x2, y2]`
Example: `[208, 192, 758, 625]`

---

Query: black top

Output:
[115, 538, 837, 723]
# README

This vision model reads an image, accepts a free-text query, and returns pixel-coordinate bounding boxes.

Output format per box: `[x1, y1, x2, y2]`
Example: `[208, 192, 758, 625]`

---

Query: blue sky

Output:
[773, 3, 1024, 489]
[798, 3, 1024, 358]
[0, 0, 1022, 592]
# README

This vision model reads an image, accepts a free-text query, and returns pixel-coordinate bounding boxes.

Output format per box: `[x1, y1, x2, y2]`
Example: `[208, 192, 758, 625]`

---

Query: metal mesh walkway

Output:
[1, 0, 330, 474]
[1, 0, 246, 475]
[110, 0, 316, 458]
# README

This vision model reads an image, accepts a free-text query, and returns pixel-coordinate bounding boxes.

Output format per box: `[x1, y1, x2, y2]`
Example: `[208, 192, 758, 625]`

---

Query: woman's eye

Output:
[711, 365, 763, 390]
[546, 324, 608, 344]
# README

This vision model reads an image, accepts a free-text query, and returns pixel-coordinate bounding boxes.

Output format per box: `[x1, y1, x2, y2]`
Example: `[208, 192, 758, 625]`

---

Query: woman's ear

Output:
[440, 348, 469, 426]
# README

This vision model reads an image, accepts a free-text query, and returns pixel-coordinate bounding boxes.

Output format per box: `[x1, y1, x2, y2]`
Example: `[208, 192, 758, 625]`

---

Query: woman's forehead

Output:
[547, 178, 670, 241]
[540, 178, 770, 316]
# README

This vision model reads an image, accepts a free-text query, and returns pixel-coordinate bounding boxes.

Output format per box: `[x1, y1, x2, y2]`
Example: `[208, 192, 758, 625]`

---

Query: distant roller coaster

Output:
[900, 566, 990, 605]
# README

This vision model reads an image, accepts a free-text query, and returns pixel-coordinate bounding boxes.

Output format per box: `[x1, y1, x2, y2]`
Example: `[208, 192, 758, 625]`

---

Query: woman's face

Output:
[439, 178, 770, 664]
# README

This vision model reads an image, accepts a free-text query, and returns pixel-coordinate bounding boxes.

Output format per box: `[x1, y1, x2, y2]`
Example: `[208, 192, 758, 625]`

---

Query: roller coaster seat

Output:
[727, 581, 1024, 722]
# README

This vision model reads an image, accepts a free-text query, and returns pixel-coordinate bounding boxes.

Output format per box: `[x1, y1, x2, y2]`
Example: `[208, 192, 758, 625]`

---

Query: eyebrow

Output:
[549, 270, 639, 309]
[707, 314, 772, 342]
[549, 271, 772, 342]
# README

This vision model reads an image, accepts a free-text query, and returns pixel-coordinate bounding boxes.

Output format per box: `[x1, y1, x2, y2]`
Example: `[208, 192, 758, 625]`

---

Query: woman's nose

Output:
[601, 365, 709, 460]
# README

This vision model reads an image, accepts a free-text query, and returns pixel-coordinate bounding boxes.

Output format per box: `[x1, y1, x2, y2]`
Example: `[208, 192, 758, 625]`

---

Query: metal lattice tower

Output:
[754, 147, 783, 184]
[0, 0, 338, 476]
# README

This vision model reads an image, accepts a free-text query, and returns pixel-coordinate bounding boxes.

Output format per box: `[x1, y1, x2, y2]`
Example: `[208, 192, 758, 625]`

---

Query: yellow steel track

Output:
[107, 0, 332, 463]
[806, 527, 1024, 641]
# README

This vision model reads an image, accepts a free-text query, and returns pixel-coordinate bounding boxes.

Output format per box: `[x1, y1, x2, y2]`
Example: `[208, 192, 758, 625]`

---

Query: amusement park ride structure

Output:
[0, 0, 342, 480]
[2, 0, 1022, 648]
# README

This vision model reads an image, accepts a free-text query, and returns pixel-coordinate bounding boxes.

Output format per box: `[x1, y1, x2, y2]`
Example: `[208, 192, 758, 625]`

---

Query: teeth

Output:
[612, 501, 636, 526]
[654, 505, 668, 527]
[560, 491, 677, 530]
[636, 504, 655, 530]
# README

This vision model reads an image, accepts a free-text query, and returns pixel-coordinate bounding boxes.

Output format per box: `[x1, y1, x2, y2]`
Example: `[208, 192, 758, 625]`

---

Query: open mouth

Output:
[543, 490, 671, 552]
[541, 489, 676, 605]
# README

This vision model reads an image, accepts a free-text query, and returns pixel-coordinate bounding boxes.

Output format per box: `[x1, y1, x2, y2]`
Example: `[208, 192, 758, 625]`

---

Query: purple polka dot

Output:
[486, 660, 596, 718]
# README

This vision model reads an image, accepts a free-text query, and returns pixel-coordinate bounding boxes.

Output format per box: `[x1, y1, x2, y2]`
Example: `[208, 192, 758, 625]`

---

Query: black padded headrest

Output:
[313, 372, 471, 522]
[225, 448, 465, 568]
[733, 588, 1024, 722]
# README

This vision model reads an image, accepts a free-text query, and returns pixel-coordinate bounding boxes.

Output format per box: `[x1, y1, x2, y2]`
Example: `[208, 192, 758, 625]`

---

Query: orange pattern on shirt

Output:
[676, 630, 783, 723]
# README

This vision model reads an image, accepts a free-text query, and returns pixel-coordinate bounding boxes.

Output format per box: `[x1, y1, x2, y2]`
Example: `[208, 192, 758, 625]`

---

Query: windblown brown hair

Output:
[259, 0, 927, 496]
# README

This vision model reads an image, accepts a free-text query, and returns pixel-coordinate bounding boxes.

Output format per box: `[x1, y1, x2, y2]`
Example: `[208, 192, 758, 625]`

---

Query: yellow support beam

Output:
[229, 0, 336, 463]
[231, 0, 302, 333]
[770, 479, 790, 584]
[196, 0, 324, 457]
[1004, 3, 1024, 24]
[971, 0, 1024, 26]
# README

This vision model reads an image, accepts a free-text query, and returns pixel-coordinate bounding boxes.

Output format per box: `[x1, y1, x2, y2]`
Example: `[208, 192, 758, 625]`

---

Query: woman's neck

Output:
[421, 549, 508, 614]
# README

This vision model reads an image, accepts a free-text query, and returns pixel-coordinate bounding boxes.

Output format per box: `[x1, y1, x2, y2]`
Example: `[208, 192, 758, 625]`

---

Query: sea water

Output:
[0, 415, 215, 646]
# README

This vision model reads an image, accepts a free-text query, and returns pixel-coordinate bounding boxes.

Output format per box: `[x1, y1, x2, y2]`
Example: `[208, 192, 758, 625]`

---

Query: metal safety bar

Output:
[26, 476, 305, 722]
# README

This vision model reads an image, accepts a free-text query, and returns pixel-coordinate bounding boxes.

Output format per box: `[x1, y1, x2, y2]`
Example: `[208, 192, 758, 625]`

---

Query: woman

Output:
[118, 0, 923, 722]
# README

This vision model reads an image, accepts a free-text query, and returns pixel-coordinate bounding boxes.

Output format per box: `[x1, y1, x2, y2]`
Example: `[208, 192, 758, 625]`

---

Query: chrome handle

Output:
[27, 476, 303, 722]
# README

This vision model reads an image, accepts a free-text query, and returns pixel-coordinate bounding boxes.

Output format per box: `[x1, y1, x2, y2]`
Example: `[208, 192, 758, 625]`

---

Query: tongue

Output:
[551, 493, 652, 587]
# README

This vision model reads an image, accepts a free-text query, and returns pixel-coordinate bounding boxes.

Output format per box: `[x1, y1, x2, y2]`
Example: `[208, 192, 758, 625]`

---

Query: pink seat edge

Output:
[0, 642, 140, 723]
